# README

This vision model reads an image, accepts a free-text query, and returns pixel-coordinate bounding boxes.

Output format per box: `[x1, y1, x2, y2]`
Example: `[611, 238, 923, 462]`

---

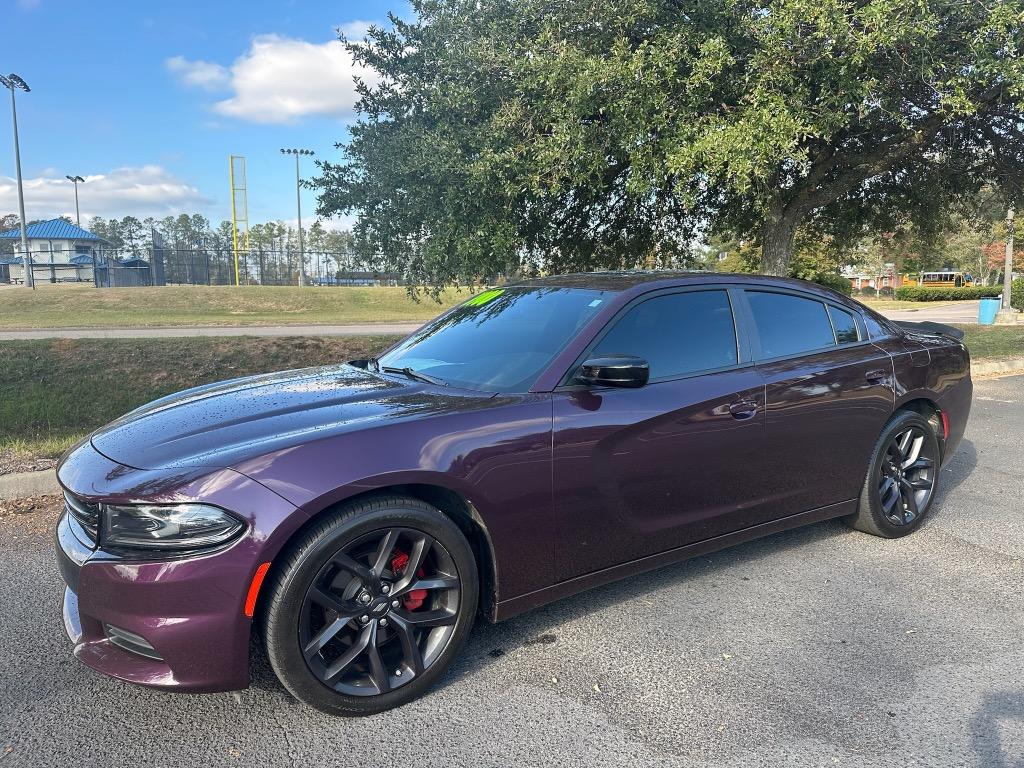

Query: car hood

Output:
[90, 364, 494, 470]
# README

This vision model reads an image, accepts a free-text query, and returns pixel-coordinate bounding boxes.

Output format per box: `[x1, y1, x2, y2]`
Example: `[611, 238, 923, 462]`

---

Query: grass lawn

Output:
[954, 324, 1024, 361]
[0, 335, 400, 469]
[0, 284, 465, 329]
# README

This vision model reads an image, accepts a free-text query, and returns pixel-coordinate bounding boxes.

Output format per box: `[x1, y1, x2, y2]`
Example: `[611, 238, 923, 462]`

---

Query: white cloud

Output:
[168, 32, 378, 124]
[0, 166, 211, 221]
[165, 55, 230, 91]
[337, 20, 374, 39]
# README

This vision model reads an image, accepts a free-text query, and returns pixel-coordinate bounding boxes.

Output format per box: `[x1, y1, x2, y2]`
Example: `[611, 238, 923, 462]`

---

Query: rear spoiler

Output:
[894, 320, 965, 341]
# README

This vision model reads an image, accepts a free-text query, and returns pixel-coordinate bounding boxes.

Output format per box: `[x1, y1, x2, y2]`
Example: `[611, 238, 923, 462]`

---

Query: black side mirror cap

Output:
[575, 355, 650, 388]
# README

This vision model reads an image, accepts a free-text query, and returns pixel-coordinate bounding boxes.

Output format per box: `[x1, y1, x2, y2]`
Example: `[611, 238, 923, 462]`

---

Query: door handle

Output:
[728, 400, 758, 420]
[865, 369, 887, 384]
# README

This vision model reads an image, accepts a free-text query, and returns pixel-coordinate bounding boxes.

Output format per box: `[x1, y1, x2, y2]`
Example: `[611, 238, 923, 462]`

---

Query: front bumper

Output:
[55, 440, 303, 693]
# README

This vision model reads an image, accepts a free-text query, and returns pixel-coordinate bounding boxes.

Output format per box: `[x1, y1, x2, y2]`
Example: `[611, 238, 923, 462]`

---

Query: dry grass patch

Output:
[0, 284, 467, 329]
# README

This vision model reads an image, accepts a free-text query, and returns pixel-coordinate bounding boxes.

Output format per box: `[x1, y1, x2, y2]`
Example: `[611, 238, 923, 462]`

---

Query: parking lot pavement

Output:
[884, 300, 981, 325]
[1, 378, 1021, 768]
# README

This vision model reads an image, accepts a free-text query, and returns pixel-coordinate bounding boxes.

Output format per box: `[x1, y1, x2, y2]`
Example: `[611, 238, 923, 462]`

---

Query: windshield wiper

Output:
[381, 366, 447, 387]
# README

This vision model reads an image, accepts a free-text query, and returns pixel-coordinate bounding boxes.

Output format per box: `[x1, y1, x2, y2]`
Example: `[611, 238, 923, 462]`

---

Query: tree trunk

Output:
[761, 209, 798, 276]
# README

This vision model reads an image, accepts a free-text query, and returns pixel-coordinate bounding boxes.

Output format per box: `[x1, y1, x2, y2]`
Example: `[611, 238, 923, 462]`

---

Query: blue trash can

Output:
[979, 297, 1001, 325]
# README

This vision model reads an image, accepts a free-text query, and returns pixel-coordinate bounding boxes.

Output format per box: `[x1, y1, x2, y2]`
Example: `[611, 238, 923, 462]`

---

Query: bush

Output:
[1012, 278, 1024, 312]
[878, 286, 894, 297]
[860, 286, 877, 297]
[806, 272, 852, 296]
[894, 285, 1003, 301]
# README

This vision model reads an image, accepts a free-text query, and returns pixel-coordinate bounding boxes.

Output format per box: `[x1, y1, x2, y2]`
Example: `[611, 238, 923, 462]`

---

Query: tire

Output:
[262, 495, 478, 716]
[844, 410, 941, 538]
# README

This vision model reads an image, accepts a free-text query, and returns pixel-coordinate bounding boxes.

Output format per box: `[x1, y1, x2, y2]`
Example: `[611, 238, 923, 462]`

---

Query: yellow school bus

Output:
[902, 271, 974, 288]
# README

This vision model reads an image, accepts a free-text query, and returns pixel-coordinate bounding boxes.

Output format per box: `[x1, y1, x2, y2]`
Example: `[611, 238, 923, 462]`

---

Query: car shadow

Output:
[249, 438, 980, 699]
[971, 690, 1024, 767]
[251, 517, 860, 697]
[923, 436, 977, 528]
[247, 518, 853, 696]
[937, 437, 977, 496]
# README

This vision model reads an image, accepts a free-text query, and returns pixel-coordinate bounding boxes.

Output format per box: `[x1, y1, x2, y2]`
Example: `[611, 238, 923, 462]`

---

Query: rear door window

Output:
[746, 291, 836, 359]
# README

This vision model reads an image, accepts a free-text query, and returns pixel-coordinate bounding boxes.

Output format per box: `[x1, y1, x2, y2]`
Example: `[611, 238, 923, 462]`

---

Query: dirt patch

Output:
[0, 453, 57, 477]
[0, 495, 62, 538]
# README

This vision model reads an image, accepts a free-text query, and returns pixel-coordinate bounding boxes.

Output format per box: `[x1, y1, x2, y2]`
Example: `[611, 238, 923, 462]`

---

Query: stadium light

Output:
[1, 73, 33, 288]
[66, 175, 85, 227]
[280, 148, 315, 287]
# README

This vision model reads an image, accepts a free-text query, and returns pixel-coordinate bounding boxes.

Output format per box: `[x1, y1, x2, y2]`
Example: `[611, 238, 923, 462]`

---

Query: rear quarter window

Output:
[863, 311, 896, 340]
[828, 306, 860, 344]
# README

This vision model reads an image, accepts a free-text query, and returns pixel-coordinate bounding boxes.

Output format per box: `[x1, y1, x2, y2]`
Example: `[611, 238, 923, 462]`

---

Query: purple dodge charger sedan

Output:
[55, 272, 972, 715]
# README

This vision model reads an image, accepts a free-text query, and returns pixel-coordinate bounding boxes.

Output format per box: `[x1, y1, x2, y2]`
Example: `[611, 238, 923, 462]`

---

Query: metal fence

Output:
[4, 247, 401, 288]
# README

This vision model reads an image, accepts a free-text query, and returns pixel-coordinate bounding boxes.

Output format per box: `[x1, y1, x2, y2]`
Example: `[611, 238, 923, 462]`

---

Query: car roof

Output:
[508, 270, 706, 290]
[508, 270, 842, 297]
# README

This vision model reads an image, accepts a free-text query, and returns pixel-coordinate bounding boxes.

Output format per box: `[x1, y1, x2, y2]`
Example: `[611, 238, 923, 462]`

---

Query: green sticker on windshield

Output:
[464, 288, 504, 307]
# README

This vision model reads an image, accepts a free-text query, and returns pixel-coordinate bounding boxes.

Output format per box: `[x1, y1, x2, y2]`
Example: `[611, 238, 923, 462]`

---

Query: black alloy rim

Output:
[298, 527, 461, 696]
[877, 426, 936, 526]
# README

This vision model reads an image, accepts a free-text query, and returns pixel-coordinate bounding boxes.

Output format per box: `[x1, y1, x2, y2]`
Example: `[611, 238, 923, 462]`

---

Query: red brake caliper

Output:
[390, 550, 428, 611]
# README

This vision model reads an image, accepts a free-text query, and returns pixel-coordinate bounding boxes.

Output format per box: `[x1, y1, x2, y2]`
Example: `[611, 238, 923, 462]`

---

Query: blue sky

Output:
[0, 0, 406, 229]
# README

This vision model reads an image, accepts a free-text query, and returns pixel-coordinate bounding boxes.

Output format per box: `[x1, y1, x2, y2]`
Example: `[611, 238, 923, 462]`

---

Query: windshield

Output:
[377, 287, 612, 392]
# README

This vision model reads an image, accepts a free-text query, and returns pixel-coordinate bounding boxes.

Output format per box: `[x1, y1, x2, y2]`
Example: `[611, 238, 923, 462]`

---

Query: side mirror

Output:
[575, 355, 649, 388]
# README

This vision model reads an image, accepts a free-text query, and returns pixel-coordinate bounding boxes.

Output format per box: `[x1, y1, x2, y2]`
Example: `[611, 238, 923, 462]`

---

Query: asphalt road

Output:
[1, 377, 1022, 768]
[885, 300, 982, 325]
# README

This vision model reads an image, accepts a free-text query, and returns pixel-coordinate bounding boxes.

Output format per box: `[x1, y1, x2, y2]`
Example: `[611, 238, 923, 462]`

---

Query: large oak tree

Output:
[316, 0, 1024, 283]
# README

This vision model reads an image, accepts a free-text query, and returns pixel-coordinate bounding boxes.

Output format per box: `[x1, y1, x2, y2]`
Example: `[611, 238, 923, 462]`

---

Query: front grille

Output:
[64, 491, 100, 543]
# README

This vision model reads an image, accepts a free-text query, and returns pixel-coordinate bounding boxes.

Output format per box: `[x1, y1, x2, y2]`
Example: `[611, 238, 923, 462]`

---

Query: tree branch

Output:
[788, 84, 1007, 219]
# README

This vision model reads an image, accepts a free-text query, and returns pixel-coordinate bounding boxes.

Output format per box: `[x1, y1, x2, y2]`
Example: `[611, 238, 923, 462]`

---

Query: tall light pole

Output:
[995, 205, 1020, 323]
[1, 73, 33, 289]
[66, 175, 85, 227]
[280, 148, 314, 286]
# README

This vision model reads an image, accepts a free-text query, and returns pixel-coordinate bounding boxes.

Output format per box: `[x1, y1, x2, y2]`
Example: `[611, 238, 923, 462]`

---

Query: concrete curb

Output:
[0, 469, 60, 501]
[971, 357, 1024, 377]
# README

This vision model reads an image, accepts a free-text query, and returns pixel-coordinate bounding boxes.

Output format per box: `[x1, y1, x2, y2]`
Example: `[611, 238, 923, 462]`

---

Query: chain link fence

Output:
[4, 246, 401, 288]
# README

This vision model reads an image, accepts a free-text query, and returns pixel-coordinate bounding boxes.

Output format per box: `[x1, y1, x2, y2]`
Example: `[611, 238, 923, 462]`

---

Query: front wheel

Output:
[263, 496, 478, 715]
[845, 410, 940, 538]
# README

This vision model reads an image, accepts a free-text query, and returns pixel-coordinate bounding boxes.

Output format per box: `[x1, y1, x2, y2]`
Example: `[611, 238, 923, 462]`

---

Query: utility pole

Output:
[66, 175, 85, 226]
[1, 73, 33, 289]
[997, 205, 1020, 324]
[280, 148, 314, 286]
[1003, 206, 1015, 308]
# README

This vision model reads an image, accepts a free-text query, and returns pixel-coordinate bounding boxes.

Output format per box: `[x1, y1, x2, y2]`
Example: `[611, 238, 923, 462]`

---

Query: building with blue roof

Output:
[0, 218, 108, 283]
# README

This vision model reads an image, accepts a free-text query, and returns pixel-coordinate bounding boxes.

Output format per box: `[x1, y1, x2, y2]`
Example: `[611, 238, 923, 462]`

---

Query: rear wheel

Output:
[263, 496, 478, 715]
[845, 410, 940, 538]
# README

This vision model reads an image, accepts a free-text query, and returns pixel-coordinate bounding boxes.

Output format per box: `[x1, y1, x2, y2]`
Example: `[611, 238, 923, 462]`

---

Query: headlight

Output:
[100, 503, 244, 551]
